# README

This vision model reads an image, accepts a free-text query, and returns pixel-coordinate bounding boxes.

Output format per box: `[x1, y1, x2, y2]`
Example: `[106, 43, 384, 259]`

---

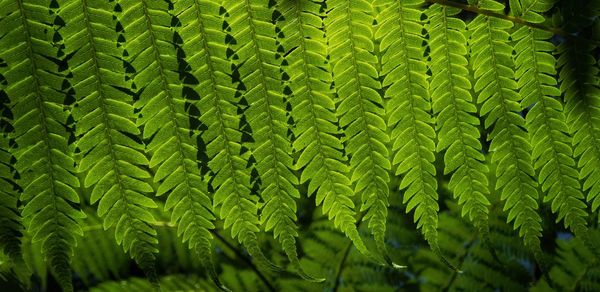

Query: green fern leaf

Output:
[121, 0, 224, 286]
[192, 0, 273, 271]
[0, 135, 22, 263]
[228, 0, 311, 277]
[0, 89, 30, 285]
[428, 4, 491, 236]
[278, 0, 367, 256]
[468, 0, 543, 259]
[63, 0, 159, 281]
[512, 0, 589, 235]
[326, 0, 391, 257]
[376, 0, 441, 255]
[2, 1, 86, 290]
[558, 39, 600, 224]
[0, 62, 24, 266]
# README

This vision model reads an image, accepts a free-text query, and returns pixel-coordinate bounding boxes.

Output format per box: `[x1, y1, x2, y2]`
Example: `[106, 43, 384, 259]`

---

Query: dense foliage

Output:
[1, 0, 600, 291]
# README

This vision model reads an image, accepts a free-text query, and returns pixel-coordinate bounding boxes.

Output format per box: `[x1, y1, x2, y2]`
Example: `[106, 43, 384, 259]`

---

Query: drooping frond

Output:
[0, 72, 29, 285]
[63, 0, 158, 280]
[190, 0, 272, 270]
[468, 0, 542, 259]
[0, 133, 22, 263]
[122, 0, 221, 286]
[0, 51, 23, 264]
[2, 1, 85, 290]
[558, 38, 600, 224]
[278, 0, 367, 256]
[227, 0, 308, 276]
[376, 0, 441, 253]
[427, 4, 491, 235]
[326, 0, 391, 258]
[511, 0, 589, 235]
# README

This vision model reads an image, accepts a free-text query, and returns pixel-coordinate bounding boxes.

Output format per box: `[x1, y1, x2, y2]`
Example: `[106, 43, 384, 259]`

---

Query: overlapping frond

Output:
[0, 133, 22, 262]
[376, 0, 441, 253]
[0, 49, 23, 264]
[326, 0, 390, 257]
[0, 68, 29, 285]
[117, 0, 222, 285]
[469, 0, 542, 258]
[190, 0, 271, 270]
[144, 0, 230, 287]
[63, 0, 158, 280]
[427, 4, 490, 235]
[2, 0, 600, 290]
[2, 1, 85, 290]
[558, 38, 600, 224]
[512, 0, 589, 235]
[227, 0, 307, 276]
[278, 0, 367, 256]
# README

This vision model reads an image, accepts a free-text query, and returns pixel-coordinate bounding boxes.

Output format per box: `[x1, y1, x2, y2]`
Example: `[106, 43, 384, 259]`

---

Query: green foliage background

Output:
[1, 0, 600, 291]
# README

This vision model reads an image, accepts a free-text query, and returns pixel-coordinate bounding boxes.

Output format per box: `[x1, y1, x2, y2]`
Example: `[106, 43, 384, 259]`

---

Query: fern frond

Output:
[512, 0, 589, 235]
[278, 0, 367, 256]
[376, 0, 442, 254]
[227, 0, 309, 276]
[558, 38, 600, 224]
[428, 4, 491, 236]
[0, 58, 23, 264]
[63, 0, 158, 280]
[2, 1, 85, 290]
[326, 0, 391, 257]
[190, 0, 272, 271]
[0, 134, 22, 263]
[468, 0, 542, 258]
[120, 0, 222, 285]
[0, 70, 30, 286]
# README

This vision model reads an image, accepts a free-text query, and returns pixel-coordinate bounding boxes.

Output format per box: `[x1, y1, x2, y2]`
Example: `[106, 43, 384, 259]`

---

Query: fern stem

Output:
[425, 0, 564, 35]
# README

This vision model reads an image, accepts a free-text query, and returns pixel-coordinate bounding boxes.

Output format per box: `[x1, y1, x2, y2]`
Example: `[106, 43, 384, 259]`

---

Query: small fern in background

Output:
[1, 0, 600, 291]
